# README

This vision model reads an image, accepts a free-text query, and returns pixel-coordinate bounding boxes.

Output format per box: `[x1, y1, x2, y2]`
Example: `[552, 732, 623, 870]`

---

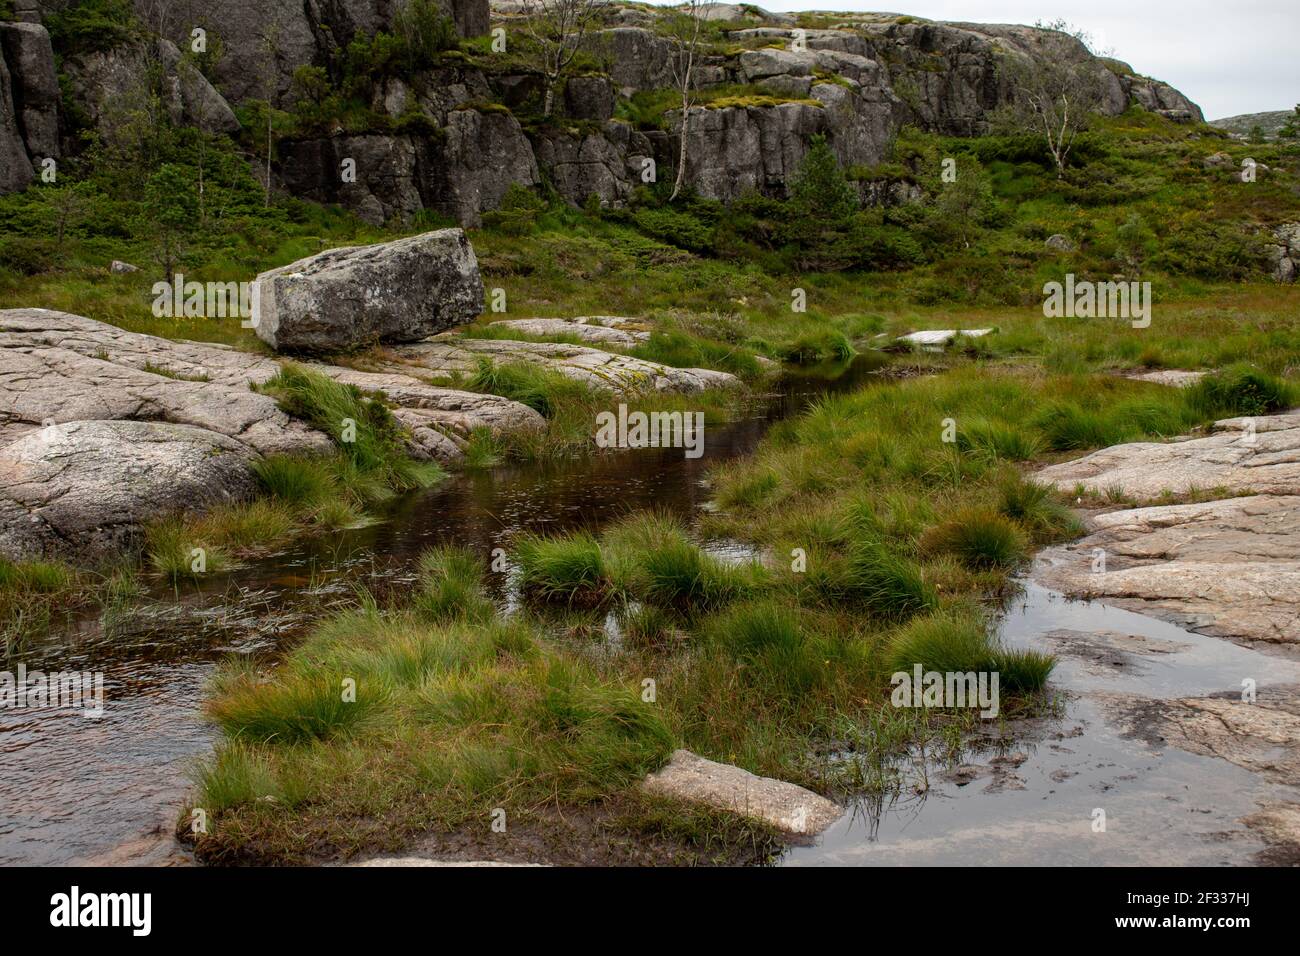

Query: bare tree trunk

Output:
[670, 106, 689, 200]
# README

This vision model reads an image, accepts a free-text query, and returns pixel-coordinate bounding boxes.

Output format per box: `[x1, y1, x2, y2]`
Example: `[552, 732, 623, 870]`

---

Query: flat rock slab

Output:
[1, 308, 543, 468]
[0, 420, 258, 561]
[1103, 688, 1300, 787]
[1034, 495, 1300, 648]
[0, 308, 329, 457]
[254, 229, 483, 353]
[895, 328, 994, 349]
[483, 316, 651, 347]
[641, 749, 841, 835]
[1035, 412, 1300, 500]
[385, 337, 739, 394]
[1123, 369, 1207, 388]
[0, 309, 548, 557]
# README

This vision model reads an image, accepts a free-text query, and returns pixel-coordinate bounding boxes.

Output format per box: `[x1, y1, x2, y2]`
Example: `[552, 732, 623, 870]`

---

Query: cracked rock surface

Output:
[1035, 412, 1300, 500]
[1034, 495, 1300, 648]
[382, 335, 738, 393]
[0, 420, 259, 561]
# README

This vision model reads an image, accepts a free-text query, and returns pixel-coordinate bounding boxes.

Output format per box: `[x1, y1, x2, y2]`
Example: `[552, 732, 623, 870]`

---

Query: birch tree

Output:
[666, 0, 705, 201]
[521, 0, 607, 117]
[1004, 54, 1105, 178]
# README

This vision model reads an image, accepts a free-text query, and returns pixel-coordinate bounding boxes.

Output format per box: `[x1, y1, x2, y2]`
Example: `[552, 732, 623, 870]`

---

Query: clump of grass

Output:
[1185, 363, 1296, 418]
[619, 603, 680, 649]
[632, 536, 759, 610]
[466, 357, 592, 417]
[822, 541, 937, 619]
[885, 609, 1055, 693]
[413, 546, 494, 623]
[778, 328, 855, 364]
[997, 475, 1081, 541]
[258, 363, 442, 493]
[0, 556, 92, 654]
[630, 329, 761, 378]
[461, 428, 505, 469]
[207, 667, 385, 744]
[704, 600, 826, 701]
[252, 455, 336, 508]
[957, 418, 1043, 461]
[921, 507, 1028, 570]
[146, 518, 232, 579]
[514, 531, 609, 604]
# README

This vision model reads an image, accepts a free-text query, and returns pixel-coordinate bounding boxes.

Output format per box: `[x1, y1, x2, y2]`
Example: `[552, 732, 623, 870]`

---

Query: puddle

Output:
[784, 582, 1300, 866]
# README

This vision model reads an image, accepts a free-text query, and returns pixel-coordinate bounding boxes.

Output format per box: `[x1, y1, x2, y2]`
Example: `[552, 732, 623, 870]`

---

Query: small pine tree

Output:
[789, 136, 858, 222]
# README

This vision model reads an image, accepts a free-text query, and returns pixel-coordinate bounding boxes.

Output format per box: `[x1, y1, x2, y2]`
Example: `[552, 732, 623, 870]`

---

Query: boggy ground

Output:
[169, 304, 1298, 865]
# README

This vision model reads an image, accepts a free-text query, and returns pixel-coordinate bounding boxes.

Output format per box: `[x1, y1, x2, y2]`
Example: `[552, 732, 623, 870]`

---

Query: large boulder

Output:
[253, 229, 484, 352]
[0, 420, 259, 562]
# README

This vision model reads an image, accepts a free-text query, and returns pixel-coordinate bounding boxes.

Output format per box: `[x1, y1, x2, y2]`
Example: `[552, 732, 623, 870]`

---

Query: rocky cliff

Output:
[0, 2, 1204, 226]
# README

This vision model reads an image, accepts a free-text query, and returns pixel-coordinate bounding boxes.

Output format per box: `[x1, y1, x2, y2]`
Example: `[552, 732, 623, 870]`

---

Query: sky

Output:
[647, 1, 1299, 119]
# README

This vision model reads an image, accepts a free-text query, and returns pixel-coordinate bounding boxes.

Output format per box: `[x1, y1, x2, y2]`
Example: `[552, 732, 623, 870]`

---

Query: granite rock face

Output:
[1035, 413, 1300, 500]
[0, 22, 59, 166]
[0, 419, 259, 561]
[252, 229, 484, 352]
[0, 307, 545, 557]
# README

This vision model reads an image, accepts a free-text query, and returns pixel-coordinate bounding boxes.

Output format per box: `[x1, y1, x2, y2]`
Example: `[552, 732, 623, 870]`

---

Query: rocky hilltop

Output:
[1, 2, 1203, 224]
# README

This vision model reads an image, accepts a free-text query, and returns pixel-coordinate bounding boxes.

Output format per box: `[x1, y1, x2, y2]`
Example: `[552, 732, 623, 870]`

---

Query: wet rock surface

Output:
[1103, 688, 1300, 788]
[641, 749, 842, 835]
[1034, 495, 1300, 649]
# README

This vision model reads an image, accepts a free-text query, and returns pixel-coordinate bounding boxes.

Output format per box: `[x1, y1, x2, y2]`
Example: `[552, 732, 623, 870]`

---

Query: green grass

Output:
[922, 508, 1029, 570]
[885, 609, 1055, 693]
[513, 532, 609, 605]
[1185, 363, 1297, 418]
[464, 357, 592, 418]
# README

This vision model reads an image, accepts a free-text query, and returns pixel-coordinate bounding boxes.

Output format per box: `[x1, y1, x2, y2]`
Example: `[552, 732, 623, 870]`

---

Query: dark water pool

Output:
[0, 355, 888, 865]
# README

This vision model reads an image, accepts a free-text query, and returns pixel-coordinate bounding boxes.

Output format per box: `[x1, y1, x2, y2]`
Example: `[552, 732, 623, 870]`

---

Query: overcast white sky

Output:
[651, 1, 1298, 119]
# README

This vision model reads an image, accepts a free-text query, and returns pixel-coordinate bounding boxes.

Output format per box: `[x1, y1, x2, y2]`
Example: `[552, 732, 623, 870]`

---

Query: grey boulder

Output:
[253, 229, 484, 353]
